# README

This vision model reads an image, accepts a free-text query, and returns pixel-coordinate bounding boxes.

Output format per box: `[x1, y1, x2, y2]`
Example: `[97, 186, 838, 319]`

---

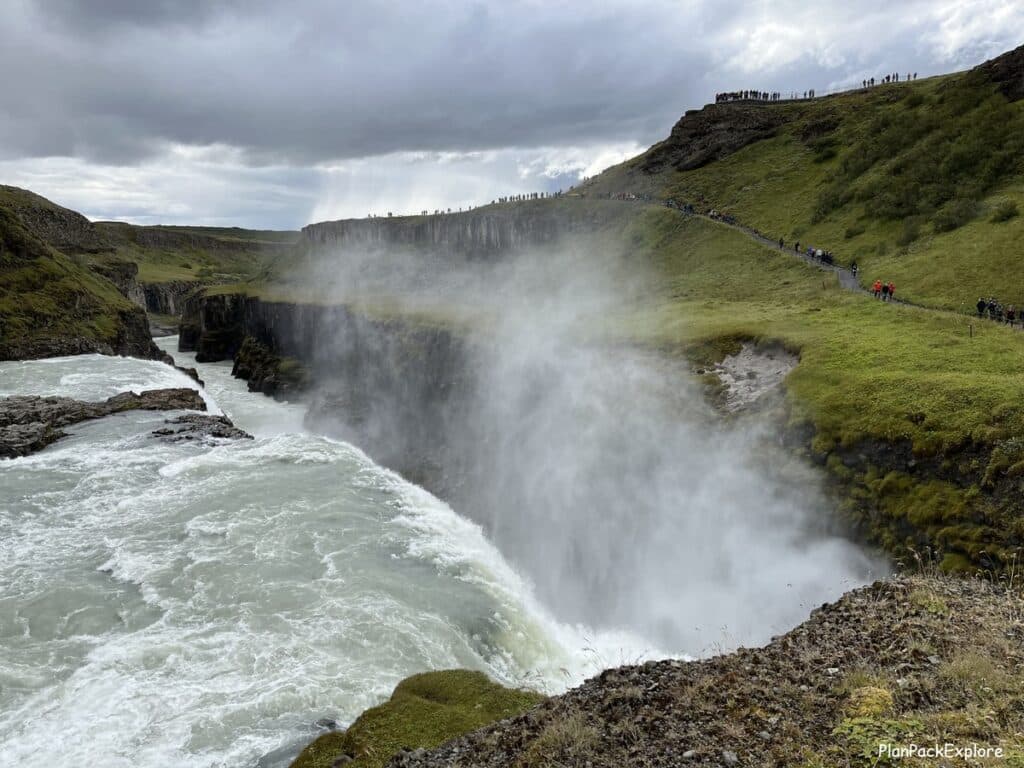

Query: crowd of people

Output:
[976, 297, 1018, 326]
[861, 72, 917, 87]
[716, 69, 920, 106]
[715, 90, 792, 103]
[791, 241, 836, 265]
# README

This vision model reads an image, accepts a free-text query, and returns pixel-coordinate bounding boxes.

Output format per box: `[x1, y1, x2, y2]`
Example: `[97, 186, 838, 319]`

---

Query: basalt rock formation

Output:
[142, 280, 202, 317]
[641, 102, 794, 174]
[231, 336, 309, 397]
[89, 259, 147, 306]
[0, 204, 165, 363]
[298, 199, 628, 261]
[0, 388, 208, 458]
[976, 42, 1024, 102]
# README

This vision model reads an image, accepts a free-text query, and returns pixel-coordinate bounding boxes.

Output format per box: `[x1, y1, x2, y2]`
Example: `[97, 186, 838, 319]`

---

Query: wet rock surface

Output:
[0, 387, 206, 458]
[232, 336, 309, 397]
[712, 343, 798, 413]
[151, 413, 252, 442]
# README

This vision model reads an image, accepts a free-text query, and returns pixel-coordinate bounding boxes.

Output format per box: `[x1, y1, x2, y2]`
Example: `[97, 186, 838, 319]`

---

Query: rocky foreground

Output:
[0, 388, 250, 457]
[295, 574, 1024, 768]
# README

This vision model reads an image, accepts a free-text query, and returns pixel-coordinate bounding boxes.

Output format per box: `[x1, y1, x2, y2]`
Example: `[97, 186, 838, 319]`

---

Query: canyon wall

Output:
[298, 199, 627, 258]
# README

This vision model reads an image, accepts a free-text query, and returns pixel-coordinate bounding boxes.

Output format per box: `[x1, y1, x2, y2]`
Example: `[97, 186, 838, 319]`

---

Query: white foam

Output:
[1, 350, 606, 768]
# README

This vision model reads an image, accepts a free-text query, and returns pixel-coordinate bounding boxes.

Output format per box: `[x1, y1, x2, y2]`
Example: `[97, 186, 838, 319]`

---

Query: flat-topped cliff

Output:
[299, 199, 633, 258]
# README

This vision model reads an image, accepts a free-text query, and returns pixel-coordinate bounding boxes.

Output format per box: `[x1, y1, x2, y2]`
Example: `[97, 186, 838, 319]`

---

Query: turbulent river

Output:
[0, 337, 880, 768]
[0, 338, 657, 768]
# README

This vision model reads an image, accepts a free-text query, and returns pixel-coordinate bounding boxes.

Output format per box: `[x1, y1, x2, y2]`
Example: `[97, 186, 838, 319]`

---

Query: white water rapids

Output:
[0, 338, 660, 768]
[0, 337, 878, 768]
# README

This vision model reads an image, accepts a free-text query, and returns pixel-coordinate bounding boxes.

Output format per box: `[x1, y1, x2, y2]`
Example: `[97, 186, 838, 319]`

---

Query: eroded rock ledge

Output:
[0, 388, 248, 458]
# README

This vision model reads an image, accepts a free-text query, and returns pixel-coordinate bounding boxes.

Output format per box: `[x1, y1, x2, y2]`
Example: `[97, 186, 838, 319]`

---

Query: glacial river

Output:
[0, 337, 882, 768]
[0, 338, 659, 768]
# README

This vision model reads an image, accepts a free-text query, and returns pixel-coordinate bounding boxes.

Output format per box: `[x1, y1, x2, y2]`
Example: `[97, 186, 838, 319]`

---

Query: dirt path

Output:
[702, 213, 866, 293]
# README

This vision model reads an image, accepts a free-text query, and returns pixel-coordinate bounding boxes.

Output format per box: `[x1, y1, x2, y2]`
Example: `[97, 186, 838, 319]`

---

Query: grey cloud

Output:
[1, 1, 1021, 227]
[4, 1, 1021, 167]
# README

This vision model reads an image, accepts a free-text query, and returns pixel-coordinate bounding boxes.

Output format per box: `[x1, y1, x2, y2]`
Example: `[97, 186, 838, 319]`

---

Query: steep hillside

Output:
[0, 185, 112, 255]
[0, 184, 298, 336]
[0, 205, 159, 360]
[587, 45, 1024, 314]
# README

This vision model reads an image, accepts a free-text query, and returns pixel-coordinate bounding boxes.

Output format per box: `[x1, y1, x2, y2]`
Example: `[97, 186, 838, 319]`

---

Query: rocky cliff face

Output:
[976, 42, 1024, 101]
[299, 200, 625, 260]
[641, 103, 795, 174]
[142, 281, 201, 316]
[88, 259, 147, 306]
[180, 291, 472, 493]
[0, 203, 166, 363]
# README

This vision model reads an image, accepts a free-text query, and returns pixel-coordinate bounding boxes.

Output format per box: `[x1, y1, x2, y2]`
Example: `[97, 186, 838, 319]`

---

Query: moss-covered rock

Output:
[0, 205, 161, 361]
[289, 670, 545, 768]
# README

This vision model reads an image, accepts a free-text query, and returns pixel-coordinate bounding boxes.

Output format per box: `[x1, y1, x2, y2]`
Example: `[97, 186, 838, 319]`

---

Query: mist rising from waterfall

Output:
[294, 222, 883, 653]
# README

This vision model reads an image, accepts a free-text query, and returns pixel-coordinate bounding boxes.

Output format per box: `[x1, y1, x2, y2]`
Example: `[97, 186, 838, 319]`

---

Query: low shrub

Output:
[933, 198, 977, 232]
[990, 200, 1019, 223]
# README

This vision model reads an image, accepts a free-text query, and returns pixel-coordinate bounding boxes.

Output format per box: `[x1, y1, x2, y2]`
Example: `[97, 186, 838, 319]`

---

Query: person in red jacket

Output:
[873, 279, 882, 298]
[887, 281, 896, 301]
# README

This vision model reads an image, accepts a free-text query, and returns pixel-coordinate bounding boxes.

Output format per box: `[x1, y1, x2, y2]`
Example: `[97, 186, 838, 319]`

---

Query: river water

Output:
[0, 337, 879, 768]
[0, 338, 658, 768]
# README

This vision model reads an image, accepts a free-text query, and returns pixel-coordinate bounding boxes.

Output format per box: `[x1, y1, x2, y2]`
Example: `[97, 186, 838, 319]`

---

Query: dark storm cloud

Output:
[3, 1, 1021, 167]
[0, 1, 724, 164]
[1, 1, 1021, 227]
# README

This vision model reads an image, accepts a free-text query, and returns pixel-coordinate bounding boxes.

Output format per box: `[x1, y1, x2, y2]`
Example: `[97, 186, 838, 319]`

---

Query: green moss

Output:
[0, 206, 141, 356]
[845, 686, 895, 718]
[288, 670, 545, 768]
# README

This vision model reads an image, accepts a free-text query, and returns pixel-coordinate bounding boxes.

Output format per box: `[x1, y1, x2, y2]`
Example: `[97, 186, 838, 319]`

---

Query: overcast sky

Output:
[1, 1, 1021, 229]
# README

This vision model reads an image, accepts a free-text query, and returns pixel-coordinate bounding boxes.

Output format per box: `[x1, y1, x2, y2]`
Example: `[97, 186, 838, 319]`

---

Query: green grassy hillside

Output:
[0, 205, 153, 359]
[615, 208, 1024, 568]
[94, 221, 297, 284]
[589, 45, 1024, 314]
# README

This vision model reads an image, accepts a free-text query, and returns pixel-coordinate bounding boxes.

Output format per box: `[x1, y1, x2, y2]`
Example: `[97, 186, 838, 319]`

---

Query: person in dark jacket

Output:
[977, 297, 987, 317]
